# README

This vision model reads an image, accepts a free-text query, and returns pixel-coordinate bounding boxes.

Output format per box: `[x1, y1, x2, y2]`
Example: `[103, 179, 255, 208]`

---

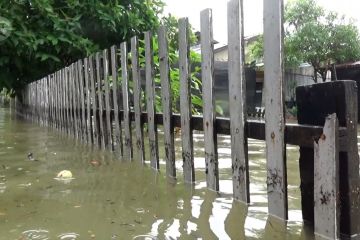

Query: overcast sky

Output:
[163, 0, 360, 45]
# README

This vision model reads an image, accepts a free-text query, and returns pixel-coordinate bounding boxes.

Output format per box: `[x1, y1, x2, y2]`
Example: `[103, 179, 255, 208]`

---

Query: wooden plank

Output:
[314, 113, 339, 240]
[64, 67, 69, 135]
[296, 80, 360, 237]
[96, 52, 106, 150]
[54, 73, 58, 128]
[84, 58, 92, 144]
[201, 9, 219, 191]
[158, 25, 176, 178]
[103, 49, 113, 150]
[89, 55, 100, 147]
[39, 78, 43, 125]
[71, 64, 77, 137]
[55, 73, 59, 128]
[131, 36, 145, 163]
[145, 31, 159, 169]
[62, 69, 67, 132]
[108, 111, 348, 151]
[178, 18, 195, 183]
[47, 76, 50, 127]
[76, 64, 82, 137]
[111, 45, 123, 158]
[59, 70, 64, 132]
[228, 0, 249, 203]
[120, 42, 133, 160]
[264, 0, 287, 220]
[73, 63, 80, 139]
[50, 75, 54, 127]
[78, 60, 87, 143]
[65, 67, 71, 135]
[342, 81, 360, 237]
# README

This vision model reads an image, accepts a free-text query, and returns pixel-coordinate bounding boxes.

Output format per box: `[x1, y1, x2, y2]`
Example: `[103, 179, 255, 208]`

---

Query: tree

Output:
[0, 0, 164, 93]
[247, 0, 360, 82]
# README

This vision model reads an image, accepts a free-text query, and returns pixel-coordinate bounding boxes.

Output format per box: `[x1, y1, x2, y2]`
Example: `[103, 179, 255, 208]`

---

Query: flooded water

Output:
[0, 107, 314, 240]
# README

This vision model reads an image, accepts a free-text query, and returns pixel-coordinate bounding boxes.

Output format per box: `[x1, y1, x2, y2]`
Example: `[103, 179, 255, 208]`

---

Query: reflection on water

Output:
[0, 107, 313, 239]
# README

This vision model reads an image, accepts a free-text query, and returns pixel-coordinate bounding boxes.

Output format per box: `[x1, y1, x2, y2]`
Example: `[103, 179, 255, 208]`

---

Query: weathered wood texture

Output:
[201, 9, 219, 191]
[71, 64, 79, 138]
[60, 69, 65, 132]
[78, 60, 87, 143]
[158, 26, 176, 178]
[84, 58, 92, 144]
[228, 0, 249, 203]
[296, 80, 360, 238]
[103, 49, 113, 150]
[179, 18, 195, 183]
[314, 113, 339, 240]
[121, 42, 133, 160]
[89, 55, 99, 147]
[131, 36, 145, 164]
[65, 69, 71, 135]
[96, 53, 106, 150]
[74, 63, 81, 139]
[145, 31, 159, 169]
[110, 45, 123, 158]
[263, 0, 288, 220]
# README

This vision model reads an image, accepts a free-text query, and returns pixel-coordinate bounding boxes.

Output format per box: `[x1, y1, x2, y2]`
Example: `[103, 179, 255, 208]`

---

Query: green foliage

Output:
[247, 35, 263, 64]
[0, 1, 205, 114]
[135, 17, 202, 114]
[247, 0, 360, 82]
[0, 0, 163, 94]
[285, 0, 360, 82]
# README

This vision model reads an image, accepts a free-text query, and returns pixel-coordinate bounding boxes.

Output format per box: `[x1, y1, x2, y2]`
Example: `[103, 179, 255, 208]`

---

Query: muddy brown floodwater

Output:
[0, 107, 319, 239]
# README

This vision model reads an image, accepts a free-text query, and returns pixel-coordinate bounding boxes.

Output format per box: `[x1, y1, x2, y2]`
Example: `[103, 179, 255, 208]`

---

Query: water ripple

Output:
[57, 232, 80, 239]
[21, 229, 49, 240]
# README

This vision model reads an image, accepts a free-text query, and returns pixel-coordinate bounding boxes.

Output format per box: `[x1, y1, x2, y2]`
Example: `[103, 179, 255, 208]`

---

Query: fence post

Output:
[158, 25, 176, 179]
[131, 36, 146, 164]
[110, 45, 123, 158]
[296, 80, 360, 238]
[179, 17, 195, 183]
[145, 31, 160, 170]
[263, 0, 287, 220]
[228, 0, 249, 203]
[314, 113, 339, 239]
[201, 8, 219, 191]
[103, 49, 113, 150]
[96, 53, 106, 150]
[120, 42, 133, 160]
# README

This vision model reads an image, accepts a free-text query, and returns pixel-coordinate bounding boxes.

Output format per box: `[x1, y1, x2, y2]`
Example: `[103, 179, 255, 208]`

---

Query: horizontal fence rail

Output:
[15, 0, 359, 238]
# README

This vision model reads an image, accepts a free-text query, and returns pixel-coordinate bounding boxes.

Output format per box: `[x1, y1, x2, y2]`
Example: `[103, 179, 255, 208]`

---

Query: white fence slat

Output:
[131, 36, 146, 163]
[158, 25, 176, 178]
[314, 113, 339, 240]
[145, 31, 160, 169]
[111, 45, 123, 158]
[201, 8, 219, 191]
[264, 0, 288, 220]
[179, 17, 195, 183]
[121, 42, 133, 160]
[228, 0, 250, 203]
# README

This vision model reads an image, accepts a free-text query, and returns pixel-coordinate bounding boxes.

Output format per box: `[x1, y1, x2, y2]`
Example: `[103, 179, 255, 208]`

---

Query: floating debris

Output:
[90, 160, 101, 167]
[27, 152, 38, 161]
[57, 170, 72, 178]
[54, 170, 74, 184]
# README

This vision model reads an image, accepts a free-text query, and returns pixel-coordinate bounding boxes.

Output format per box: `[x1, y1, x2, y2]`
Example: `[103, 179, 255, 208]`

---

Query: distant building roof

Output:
[335, 61, 360, 69]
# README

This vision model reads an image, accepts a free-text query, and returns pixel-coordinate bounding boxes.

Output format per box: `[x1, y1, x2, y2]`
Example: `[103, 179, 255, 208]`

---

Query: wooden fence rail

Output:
[15, 0, 359, 238]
